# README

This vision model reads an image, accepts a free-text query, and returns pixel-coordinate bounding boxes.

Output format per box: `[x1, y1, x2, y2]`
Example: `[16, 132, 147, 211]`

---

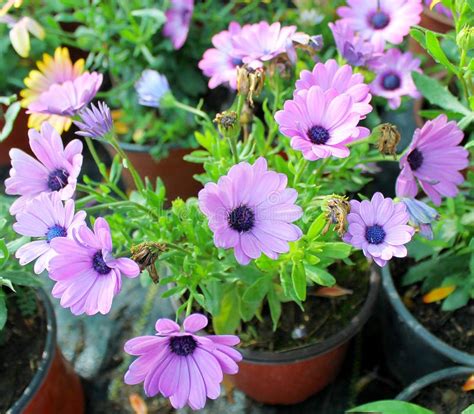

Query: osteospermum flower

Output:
[370, 49, 421, 109]
[275, 86, 369, 160]
[20, 47, 86, 133]
[337, 0, 422, 50]
[402, 198, 438, 240]
[231, 21, 297, 64]
[163, 0, 194, 49]
[198, 22, 244, 89]
[329, 20, 383, 68]
[198, 157, 303, 265]
[48, 218, 140, 315]
[396, 115, 469, 206]
[27, 72, 102, 117]
[135, 69, 171, 108]
[124, 313, 242, 410]
[424, 0, 452, 18]
[13, 192, 86, 274]
[295, 59, 372, 118]
[343, 192, 414, 267]
[5, 122, 83, 215]
[74, 101, 113, 140]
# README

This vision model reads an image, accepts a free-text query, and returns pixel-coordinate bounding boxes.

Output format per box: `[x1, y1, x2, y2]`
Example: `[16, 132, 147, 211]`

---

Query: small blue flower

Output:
[402, 198, 439, 240]
[135, 69, 170, 108]
[74, 101, 113, 140]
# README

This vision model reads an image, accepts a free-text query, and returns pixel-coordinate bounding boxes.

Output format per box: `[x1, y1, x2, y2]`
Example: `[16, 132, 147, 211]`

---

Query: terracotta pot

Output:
[8, 289, 84, 414]
[230, 267, 380, 405]
[106, 144, 204, 202]
[0, 109, 31, 166]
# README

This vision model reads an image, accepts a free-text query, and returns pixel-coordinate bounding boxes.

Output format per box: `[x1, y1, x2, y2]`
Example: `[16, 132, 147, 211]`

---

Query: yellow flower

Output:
[20, 47, 84, 133]
[0, 0, 22, 16]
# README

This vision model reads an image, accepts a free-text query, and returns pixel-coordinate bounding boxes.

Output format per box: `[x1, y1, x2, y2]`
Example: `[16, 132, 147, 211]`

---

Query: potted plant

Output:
[0, 195, 84, 413]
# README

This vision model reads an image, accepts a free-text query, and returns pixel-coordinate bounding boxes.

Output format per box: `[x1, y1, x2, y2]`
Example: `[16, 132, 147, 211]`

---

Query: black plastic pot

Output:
[396, 366, 474, 401]
[380, 266, 474, 385]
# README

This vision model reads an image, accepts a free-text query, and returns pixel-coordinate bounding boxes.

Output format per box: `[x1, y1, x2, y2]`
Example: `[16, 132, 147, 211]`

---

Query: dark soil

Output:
[412, 378, 474, 414]
[392, 258, 474, 354]
[239, 260, 371, 352]
[0, 291, 46, 412]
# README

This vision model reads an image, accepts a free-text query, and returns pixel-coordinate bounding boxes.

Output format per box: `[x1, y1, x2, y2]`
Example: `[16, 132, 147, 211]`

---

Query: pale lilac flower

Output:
[370, 49, 421, 109]
[48, 218, 140, 315]
[344, 192, 414, 267]
[424, 0, 452, 18]
[163, 0, 194, 50]
[198, 157, 303, 266]
[275, 86, 369, 160]
[299, 9, 324, 26]
[329, 20, 383, 67]
[1, 15, 45, 58]
[231, 21, 297, 64]
[74, 101, 113, 140]
[198, 22, 244, 89]
[402, 198, 438, 240]
[135, 69, 170, 108]
[5, 122, 83, 215]
[396, 115, 468, 206]
[295, 59, 372, 117]
[13, 192, 86, 274]
[27, 72, 102, 117]
[124, 314, 242, 410]
[337, 0, 422, 50]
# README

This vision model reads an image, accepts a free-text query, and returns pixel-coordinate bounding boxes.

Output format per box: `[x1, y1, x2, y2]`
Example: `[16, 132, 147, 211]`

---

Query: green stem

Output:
[292, 158, 309, 187]
[185, 295, 194, 317]
[227, 134, 240, 164]
[313, 157, 330, 182]
[174, 100, 210, 122]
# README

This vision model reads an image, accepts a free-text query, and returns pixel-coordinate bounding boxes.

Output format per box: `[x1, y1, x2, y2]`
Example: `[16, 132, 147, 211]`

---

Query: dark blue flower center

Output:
[92, 251, 112, 275]
[170, 335, 197, 356]
[382, 73, 401, 91]
[365, 224, 386, 245]
[48, 168, 69, 192]
[407, 148, 423, 171]
[308, 125, 330, 145]
[46, 225, 67, 242]
[370, 11, 390, 29]
[231, 57, 243, 66]
[228, 205, 255, 232]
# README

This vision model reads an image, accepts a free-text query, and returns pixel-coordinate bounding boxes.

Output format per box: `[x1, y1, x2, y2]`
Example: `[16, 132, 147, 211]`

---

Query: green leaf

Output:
[131, 8, 166, 26]
[319, 242, 352, 259]
[305, 265, 336, 286]
[0, 271, 42, 287]
[410, 27, 426, 49]
[348, 400, 434, 414]
[0, 291, 6, 330]
[462, 404, 474, 414]
[441, 287, 470, 311]
[213, 286, 240, 334]
[307, 212, 326, 240]
[0, 101, 21, 142]
[412, 72, 470, 116]
[291, 261, 307, 301]
[267, 286, 281, 331]
[242, 277, 270, 304]
[0, 277, 15, 292]
[425, 31, 458, 74]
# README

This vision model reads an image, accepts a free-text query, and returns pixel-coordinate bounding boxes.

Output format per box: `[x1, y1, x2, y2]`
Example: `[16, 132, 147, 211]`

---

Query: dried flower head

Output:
[214, 111, 240, 138]
[237, 65, 265, 106]
[130, 242, 166, 284]
[377, 123, 401, 157]
[323, 195, 351, 237]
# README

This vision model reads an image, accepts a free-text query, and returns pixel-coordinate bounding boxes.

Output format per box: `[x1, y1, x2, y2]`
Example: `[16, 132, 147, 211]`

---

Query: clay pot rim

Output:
[8, 288, 56, 414]
[396, 366, 474, 401]
[240, 266, 380, 364]
[422, 6, 454, 28]
[381, 265, 474, 367]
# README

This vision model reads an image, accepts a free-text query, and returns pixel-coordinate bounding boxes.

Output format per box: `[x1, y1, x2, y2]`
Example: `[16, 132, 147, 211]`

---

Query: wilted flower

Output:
[402, 198, 438, 239]
[377, 123, 401, 157]
[323, 195, 351, 237]
[198, 157, 303, 265]
[124, 314, 242, 410]
[49, 218, 140, 315]
[13, 192, 86, 274]
[214, 111, 240, 138]
[237, 65, 265, 106]
[163, 0, 194, 49]
[337, 0, 422, 50]
[5, 122, 83, 215]
[74, 101, 113, 140]
[130, 242, 166, 284]
[275, 85, 369, 160]
[396, 115, 469, 205]
[0, 15, 44, 57]
[135, 69, 171, 108]
[344, 192, 414, 267]
[370, 49, 421, 109]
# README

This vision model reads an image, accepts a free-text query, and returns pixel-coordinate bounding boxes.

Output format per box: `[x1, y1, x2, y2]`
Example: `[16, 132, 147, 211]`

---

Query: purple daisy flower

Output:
[329, 20, 383, 68]
[370, 49, 421, 109]
[198, 157, 303, 266]
[135, 69, 170, 108]
[231, 21, 297, 64]
[163, 0, 194, 50]
[343, 192, 414, 267]
[337, 0, 422, 50]
[27, 72, 103, 117]
[275, 85, 369, 160]
[295, 59, 373, 118]
[198, 22, 244, 90]
[424, 0, 452, 18]
[402, 198, 438, 240]
[74, 101, 113, 140]
[13, 192, 86, 274]
[396, 115, 469, 206]
[5, 122, 83, 215]
[48, 217, 140, 315]
[124, 313, 242, 410]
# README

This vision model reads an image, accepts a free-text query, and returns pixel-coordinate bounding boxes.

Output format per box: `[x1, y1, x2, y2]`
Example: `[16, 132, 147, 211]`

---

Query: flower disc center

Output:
[46, 225, 67, 242]
[382, 73, 401, 91]
[370, 11, 390, 29]
[48, 168, 70, 192]
[308, 125, 330, 145]
[92, 251, 112, 275]
[228, 205, 255, 232]
[365, 224, 386, 245]
[407, 148, 424, 171]
[170, 335, 197, 356]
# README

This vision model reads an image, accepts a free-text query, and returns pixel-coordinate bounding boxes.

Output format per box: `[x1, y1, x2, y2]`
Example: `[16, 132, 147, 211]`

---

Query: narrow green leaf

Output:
[0, 292, 6, 330]
[213, 287, 240, 334]
[267, 286, 281, 331]
[305, 265, 336, 286]
[307, 212, 326, 240]
[0, 102, 21, 142]
[348, 400, 434, 414]
[319, 242, 352, 259]
[291, 261, 307, 301]
[0, 271, 42, 287]
[425, 31, 458, 74]
[441, 288, 470, 311]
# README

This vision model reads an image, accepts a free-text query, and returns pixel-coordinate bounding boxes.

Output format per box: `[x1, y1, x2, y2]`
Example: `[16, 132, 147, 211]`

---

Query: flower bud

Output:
[402, 198, 438, 240]
[214, 111, 240, 139]
[323, 195, 351, 237]
[130, 242, 166, 283]
[377, 123, 401, 157]
[457, 26, 474, 51]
